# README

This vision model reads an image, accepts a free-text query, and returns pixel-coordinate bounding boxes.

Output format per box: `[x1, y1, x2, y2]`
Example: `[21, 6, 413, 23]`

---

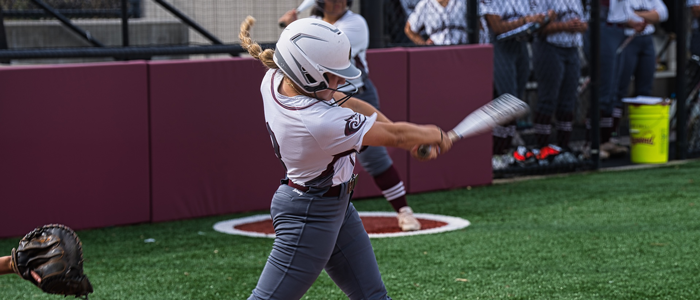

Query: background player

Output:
[482, 0, 551, 165]
[615, 0, 667, 115]
[278, 0, 422, 231]
[585, 0, 644, 159]
[404, 0, 468, 46]
[531, 0, 586, 160]
[239, 16, 451, 300]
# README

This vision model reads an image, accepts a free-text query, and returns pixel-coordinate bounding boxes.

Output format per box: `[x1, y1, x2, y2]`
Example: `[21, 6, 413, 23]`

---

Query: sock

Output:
[556, 112, 574, 149]
[533, 112, 552, 148]
[611, 107, 623, 140]
[373, 166, 407, 212]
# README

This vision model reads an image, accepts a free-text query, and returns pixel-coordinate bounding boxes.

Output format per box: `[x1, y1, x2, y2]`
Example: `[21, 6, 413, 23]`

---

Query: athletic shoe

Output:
[398, 206, 421, 231]
[536, 144, 562, 161]
[512, 146, 536, 166]
[600, 141, 628, 155]
[492, 153, 514, 170]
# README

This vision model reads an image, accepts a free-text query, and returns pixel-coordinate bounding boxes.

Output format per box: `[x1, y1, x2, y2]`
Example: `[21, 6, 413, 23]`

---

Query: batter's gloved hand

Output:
[11, 224, 94, 299]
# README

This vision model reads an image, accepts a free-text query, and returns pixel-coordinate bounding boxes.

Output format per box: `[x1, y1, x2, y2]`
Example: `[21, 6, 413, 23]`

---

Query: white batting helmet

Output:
[273, 18, 361, 93]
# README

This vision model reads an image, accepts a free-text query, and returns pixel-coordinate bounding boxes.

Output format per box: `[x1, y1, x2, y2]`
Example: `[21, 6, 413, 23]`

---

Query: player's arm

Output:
[363, 121, 452, 160]
[278, 0, 315, 27]
[336, 93, 392, 123]
[634, 0, 668, 24]
[485, 14, 543, 35]
[0, 256, 13, 275]
[404, 21, 430, 45]
[692, 6, 700, 18]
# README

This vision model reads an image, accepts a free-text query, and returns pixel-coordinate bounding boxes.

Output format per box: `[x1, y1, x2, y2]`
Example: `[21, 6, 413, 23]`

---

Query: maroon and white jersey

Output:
[261, 69, 377, 188]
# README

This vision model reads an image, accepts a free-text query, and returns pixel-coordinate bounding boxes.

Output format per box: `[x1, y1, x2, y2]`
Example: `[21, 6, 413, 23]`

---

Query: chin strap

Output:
[315, 81, 358, 107]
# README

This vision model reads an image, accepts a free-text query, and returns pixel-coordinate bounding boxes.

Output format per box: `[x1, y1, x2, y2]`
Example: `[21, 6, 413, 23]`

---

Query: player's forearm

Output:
[486, 15, 529, 35]
[693, 6, 700, 18]
[0, 256, 13, 275]
[635, 10, 660, 23]
[540, 21, 568, 34]
[404, 22, 427, 45]
[338, 95, 392, 123]
[365, 122, 441, 150]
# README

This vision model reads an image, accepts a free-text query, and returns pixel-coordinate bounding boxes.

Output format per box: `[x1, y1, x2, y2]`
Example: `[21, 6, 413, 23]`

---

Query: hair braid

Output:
[239, 16, 278, 69]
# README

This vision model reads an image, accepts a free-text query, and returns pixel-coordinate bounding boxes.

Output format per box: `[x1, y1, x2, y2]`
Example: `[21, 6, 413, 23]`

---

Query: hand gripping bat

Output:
[417, 93, 530, 158]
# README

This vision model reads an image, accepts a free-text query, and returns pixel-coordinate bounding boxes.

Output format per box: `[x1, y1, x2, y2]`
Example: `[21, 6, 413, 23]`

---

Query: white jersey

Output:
[481, 0, 534, 22]
[408, 0, 468, 45]
[624, 0, 668, 36]
[532, 0, 586, 48]
[606, 0, 641, 23]
[310, 11, 369, 92]
[261, 69, 377, 188]
[689, 0, 700, 30]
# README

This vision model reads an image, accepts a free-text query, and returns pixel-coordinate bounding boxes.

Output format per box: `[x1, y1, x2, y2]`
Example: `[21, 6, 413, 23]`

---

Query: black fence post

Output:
[361, 0, 384, 48]
[121, 0, 129, 47]
[589, 0, 601, 168]
[0, 5, 9, 64]
[467, 0, 478, 44]
[676, 0, 688, 160]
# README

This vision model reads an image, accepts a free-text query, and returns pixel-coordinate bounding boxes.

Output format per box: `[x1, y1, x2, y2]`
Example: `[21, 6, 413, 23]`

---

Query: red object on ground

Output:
[234, 216, 448, 235]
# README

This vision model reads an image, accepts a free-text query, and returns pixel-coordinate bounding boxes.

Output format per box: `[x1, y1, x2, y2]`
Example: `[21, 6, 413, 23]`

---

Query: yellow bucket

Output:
[628, 103, 670, 164]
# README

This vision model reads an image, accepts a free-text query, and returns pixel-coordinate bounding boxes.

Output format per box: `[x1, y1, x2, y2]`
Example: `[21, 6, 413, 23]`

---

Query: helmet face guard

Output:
[273, 19, 361, 96]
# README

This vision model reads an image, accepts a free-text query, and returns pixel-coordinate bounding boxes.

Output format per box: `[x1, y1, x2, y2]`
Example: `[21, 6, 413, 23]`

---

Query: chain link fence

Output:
[1, 0, 698, 176]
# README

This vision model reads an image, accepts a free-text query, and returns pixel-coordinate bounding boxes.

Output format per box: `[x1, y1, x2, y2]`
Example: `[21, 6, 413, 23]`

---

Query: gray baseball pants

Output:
[248, 181, 392, 300]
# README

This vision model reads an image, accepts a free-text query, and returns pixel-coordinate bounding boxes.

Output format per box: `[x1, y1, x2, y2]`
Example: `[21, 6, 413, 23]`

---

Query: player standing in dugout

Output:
[586, 0, 645, 159]
[278, 0, 423, 231]
[530, 0, 587, 163]
[239, 15, 451, 299]
[481, 0, 551, 168]
[615, 0, 668, 112]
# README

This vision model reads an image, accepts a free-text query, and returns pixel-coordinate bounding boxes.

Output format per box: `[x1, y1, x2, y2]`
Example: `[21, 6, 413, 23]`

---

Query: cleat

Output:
[397, 206, 421, 231]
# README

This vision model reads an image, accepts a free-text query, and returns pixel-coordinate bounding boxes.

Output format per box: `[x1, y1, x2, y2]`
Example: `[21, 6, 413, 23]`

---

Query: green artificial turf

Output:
[2, 162, 699, 299]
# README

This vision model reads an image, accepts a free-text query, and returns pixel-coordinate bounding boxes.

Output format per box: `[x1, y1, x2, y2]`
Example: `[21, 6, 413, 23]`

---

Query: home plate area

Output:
[213, 212, 470, 238]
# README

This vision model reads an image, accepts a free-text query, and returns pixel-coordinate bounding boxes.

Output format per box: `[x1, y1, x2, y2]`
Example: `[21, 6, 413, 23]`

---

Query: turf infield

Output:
[1, 161, 699, 299]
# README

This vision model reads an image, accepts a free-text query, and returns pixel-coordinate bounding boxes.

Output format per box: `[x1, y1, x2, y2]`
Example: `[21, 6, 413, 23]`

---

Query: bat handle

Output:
[416, 131, 458, 158]
[416, 144, 433, 158]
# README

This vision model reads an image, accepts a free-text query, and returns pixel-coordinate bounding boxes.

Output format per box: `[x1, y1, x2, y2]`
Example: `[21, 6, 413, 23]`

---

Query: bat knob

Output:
[417, 144, 432, 158]
[279, 22, 287, 28]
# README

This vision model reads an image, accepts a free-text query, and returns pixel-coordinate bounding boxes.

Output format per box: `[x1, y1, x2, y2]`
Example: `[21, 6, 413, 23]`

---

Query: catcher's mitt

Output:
[10, 224, 93, 299]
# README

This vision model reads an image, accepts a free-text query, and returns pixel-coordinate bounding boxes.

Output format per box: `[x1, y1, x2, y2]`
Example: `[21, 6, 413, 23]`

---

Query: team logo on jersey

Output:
[345, 113, 366, 136]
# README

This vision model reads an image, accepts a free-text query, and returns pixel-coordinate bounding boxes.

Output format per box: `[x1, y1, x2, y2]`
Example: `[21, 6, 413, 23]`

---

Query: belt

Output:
[287, 174, 358, 197]
[605, 22, 627, 28]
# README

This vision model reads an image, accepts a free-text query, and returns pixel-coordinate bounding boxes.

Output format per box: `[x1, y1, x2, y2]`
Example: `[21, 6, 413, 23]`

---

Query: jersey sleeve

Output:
[689, 0, 700, 7]
[480, 0, 499, 16]
[407, 0, 428, 33]
[651, 0, 668, 22]
[338, 14, 369, 59]
[306, 107, 377, 155]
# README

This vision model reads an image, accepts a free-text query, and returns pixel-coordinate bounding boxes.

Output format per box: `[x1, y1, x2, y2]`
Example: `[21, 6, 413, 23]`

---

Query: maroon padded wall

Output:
[407, 45, 493, 193]
[0, 62, 150, 238]
[351, 48, 409, 199]
[148, 58, 280, 222]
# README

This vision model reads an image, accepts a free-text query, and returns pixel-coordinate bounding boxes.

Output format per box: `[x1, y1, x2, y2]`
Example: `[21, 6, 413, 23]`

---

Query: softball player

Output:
[279, 0, 422, 231]
[690, 0, 700, 57]
[482, 0, 549, 156]
[404, 0, 468, 45]
[585, 0, 644, 158]
[240, 17, 452, 300]
[615, 0, 667, 115]
[531, 0, 587, 155]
